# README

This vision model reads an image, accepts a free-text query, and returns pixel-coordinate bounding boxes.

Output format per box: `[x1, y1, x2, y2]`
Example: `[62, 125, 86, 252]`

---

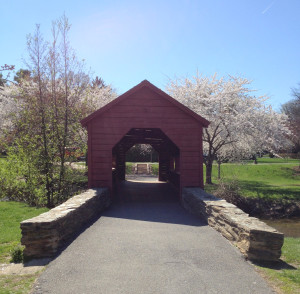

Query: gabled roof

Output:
[81, 80, 210, 127]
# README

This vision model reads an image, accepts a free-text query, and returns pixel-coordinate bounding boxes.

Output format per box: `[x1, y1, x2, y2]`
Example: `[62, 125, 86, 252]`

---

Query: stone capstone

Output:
[21, 188, 111, 259]
[182, 187, 284, 262]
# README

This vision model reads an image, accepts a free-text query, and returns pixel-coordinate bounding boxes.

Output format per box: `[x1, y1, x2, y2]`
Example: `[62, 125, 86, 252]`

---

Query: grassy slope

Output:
[0, 275, 38, 294]
[0, 202, 48, 294]
[257, 237, 300, 294]
[205, 159, 300, 201]
[0, 202, 48, 263]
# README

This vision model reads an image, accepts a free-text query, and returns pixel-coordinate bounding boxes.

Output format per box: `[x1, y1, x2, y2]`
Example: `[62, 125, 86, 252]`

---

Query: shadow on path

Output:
[109, 178, 204, 226]
[104, 201, 206, 227]
[115, 178, 179, 202]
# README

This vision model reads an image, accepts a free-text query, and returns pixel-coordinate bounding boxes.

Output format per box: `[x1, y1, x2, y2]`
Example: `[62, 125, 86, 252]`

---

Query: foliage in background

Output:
[167, 74, 289, 184]
[0, 145, 46, 206]
[0, 15, 114, 207]
[126, 144, 158, 162]
[282, 83, 300, 154]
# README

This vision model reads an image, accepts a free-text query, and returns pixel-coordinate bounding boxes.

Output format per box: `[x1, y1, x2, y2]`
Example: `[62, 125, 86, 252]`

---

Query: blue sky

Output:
[1, 0, 299, 110]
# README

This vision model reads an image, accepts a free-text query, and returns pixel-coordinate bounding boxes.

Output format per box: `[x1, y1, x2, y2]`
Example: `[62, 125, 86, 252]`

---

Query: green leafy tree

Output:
[13, 69, 31, 84]
[0, 16, 117, 207]
[1, 16, 102, 207]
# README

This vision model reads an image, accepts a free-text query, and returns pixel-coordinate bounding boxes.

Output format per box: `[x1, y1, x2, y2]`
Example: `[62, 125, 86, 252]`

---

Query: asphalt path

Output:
[33, 181, 274, 294]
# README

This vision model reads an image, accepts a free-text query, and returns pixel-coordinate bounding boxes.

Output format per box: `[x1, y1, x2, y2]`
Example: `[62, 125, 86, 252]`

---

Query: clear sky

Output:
[1, 0, 299, 111]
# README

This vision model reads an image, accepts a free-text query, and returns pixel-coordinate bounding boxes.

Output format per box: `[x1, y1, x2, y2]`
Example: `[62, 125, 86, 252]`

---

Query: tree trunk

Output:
[217, 161, 221, 179]
[205, 160, 213, 184]
[253, 155, 257, 164]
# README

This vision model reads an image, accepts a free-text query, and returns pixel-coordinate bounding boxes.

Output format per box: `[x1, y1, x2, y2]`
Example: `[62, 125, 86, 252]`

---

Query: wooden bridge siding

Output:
[88, 86, 204, 191]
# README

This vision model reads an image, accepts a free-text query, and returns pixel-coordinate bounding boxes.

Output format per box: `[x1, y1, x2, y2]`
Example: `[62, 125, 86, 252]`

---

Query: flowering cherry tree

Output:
[167, 74, 288, 184]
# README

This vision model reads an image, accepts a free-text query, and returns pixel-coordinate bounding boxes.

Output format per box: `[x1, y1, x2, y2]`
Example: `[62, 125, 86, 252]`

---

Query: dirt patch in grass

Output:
[0, 273, 39, 294]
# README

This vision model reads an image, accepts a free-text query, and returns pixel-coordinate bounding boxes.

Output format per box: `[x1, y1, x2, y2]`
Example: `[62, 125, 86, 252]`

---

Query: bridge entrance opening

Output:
[125, 144, 159, 180]
[112, 128, 180, 202]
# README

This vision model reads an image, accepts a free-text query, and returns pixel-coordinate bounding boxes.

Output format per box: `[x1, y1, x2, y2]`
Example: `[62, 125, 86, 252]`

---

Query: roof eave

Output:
[81, 80, 210, 128]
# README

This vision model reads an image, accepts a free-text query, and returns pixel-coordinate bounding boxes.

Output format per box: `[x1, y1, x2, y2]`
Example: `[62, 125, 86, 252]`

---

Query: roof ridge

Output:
[81, 80, 210, 127]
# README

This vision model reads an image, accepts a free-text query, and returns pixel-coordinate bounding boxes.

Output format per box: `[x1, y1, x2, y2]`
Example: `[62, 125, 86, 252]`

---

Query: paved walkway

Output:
[34, 181, 274, 294]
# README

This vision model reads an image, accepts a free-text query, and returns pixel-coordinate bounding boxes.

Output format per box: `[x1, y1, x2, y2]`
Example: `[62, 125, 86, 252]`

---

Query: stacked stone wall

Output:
[21, 188, 110, 259]
[182, 187, 284, 262]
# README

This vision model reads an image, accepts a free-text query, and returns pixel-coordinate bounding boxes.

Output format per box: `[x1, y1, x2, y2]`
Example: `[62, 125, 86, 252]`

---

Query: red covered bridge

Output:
[81, 80, 209, 198]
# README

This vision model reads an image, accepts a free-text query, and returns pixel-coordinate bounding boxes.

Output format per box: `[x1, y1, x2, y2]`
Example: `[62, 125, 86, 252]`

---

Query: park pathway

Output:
[33, 180, 274, 294]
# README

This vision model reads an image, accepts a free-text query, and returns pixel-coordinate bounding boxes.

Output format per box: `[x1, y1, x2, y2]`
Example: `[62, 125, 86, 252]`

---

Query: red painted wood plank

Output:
[90, 122, 201, 135]
[92, 117, 201, 127]
[107, 105, 184, 113]
[92, 174, 112, 181]
[92, 163, 111, 170]
[176, 139, 200, 147]
[92, 138, 120, 146]
[91, 168, 109, 175]
[92, 150, 112, 156]
[181, 162, 200, 169]
[92, 145, 113, 152]
[91, 180, 111, 188]
[101, 111, 191, 120]
[92, 156, 112, 163]
[90, 133, 121, 140]
[181, 151, 201, 157]
[181, 170, 201, 176]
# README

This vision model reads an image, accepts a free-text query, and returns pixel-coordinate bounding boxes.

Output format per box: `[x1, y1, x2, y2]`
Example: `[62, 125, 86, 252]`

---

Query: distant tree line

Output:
[126, 144, 158, 162]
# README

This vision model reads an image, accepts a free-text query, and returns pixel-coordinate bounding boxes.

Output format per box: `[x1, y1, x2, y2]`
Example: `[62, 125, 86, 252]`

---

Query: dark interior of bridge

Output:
[112, 128, 180, 202]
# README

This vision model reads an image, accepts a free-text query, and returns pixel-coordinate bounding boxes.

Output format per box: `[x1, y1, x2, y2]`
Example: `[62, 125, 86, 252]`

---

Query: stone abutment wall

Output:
[182, 187, 284, 262]
[21, 188, 110, 259]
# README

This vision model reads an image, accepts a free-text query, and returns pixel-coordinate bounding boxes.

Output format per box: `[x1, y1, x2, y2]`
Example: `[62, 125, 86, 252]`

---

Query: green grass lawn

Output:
[258, 156, 299, 164]
[257, 237, 300, 294]
[0, 202, 48, 263]
[0, 274, 39, 294]
[205, 160, 300, 201]
[0, 202, 48, 294]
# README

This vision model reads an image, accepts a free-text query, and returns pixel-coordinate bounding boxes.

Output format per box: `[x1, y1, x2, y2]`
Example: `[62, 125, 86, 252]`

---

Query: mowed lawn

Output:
[205, 158, 300, 201]
[257, 237, 300, 294]
[0, 202, 48, 263]
[0, 202, 49, 294]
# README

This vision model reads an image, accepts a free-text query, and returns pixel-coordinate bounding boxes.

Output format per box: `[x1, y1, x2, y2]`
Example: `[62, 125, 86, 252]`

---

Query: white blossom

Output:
[167, 73, 289, 183]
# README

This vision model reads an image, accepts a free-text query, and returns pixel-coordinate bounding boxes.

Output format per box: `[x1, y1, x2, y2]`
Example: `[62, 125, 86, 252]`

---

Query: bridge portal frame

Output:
[81, 80, 209, 197]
